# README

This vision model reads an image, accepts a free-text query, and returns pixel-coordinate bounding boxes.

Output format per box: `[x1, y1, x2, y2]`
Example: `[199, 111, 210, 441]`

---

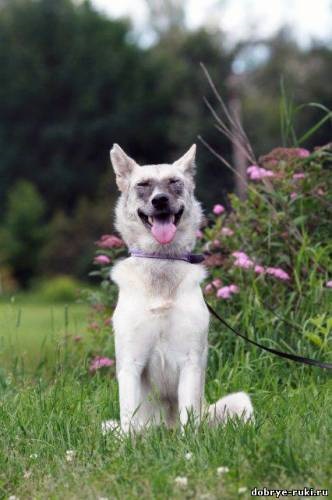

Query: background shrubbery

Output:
[1, 0, 332, 289]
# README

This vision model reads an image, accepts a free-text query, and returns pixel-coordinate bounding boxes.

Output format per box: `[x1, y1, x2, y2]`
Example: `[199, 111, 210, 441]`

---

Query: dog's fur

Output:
[105, 144, 253, 433]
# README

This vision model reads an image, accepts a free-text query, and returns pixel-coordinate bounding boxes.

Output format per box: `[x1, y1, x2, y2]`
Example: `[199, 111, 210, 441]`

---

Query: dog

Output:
[103, 144, 253, 434]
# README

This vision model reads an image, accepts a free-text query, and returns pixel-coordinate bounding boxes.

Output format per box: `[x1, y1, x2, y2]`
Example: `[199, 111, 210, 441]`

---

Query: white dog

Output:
[103, 144, 253, 434]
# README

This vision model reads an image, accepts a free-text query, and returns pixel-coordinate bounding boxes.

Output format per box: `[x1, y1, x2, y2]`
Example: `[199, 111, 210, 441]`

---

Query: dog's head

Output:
[110, 144, 202, 253]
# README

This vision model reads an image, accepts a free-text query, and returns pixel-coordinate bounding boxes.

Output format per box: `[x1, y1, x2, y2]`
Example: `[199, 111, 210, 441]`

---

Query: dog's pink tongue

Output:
[151, 220, 177, 244]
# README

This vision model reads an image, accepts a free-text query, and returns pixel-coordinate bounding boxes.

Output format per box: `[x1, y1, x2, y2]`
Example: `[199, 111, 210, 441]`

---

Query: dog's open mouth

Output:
[138, 207, 184, 245]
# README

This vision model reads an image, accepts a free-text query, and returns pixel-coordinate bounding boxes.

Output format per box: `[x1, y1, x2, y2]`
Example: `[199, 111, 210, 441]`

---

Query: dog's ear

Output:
[110, 144, 138, 191]
[173, 144, 196, 178]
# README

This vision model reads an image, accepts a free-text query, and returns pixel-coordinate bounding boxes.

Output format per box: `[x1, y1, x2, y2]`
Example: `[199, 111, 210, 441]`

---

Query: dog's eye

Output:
[137, 181, 150, 188]
[169, 178, 179, 185]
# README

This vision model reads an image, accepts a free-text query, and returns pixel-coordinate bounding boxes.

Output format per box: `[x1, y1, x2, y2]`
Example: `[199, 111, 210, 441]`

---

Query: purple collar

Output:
[130, 249, 205, 264]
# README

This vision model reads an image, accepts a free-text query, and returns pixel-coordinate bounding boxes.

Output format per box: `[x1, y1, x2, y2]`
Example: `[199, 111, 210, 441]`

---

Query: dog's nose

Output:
[151, 193, 169, 209]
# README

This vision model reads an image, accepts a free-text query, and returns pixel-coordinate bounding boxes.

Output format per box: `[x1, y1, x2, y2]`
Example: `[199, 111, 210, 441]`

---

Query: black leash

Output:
[205, 299, 332, 370]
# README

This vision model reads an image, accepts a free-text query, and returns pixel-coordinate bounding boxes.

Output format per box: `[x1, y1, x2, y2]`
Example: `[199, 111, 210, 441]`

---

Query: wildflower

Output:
[295, 148, 310, 158]
[29, 453, 38, 459]
[229, 284, 239, 294]
[73, 335, 82, 342]
[212, 239, 221, 248]
[216, 466, 229, 475]
[104, 317, 112, 326]
[212, 278, 222, 288]
[326, 281, 332, 288]
[293, 172, 305, 180]
[65, 450, 75, 462]
[247, 165, 275, 180]
[174, 476, 188, 488]
[232, 251, 254, 269]
[238, 486, 247, 494]
[88, 321, 99, 330]
[8, 496, 19, 500]
[254, 265, 265, 275]
[266, 267, 290, 281]
[204, 284, 214, 294]
[185, 452, 193, 461]
[290, 192, 297, 200]
[196, 229, 203, 238]
[217, 286, 232, 299]
[221, 227, 234, 237]
[95, 234, 124, 248]
[94, 255, 111, 265]
[213, 204, 225, 215]
[89, 356, 114, 373]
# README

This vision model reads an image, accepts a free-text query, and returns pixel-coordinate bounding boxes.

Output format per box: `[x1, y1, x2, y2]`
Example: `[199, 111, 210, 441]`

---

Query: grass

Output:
[0, 297, 331, 499]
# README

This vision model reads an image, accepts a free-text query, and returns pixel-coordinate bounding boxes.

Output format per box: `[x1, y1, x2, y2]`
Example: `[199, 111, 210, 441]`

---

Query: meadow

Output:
[1, 145, 331, 499]
[0, 295, 331, 499]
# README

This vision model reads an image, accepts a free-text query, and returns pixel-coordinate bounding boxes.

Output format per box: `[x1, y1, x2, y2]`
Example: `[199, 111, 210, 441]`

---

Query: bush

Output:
[1, 180, 46, 287]
[37, 275, 81, 303]
[87, 144, 332, 363]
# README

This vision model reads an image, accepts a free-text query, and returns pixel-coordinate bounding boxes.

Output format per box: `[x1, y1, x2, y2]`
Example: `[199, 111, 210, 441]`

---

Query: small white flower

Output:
[174, 476, 188, 488]
[217, 466, 229, 475]
[238, 486, 247, 494]
[65, 449, 76, 462]
[29, 453, 38, 459]
[185, 452, 193, 461]
[8, 496, 19, 500]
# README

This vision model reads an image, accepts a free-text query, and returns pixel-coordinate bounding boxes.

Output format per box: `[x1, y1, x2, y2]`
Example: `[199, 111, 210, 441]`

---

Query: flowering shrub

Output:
[86, 144, 332, 364]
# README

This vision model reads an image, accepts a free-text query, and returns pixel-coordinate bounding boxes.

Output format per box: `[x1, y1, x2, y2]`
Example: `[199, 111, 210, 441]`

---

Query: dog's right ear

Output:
[110, 144, 137, 191]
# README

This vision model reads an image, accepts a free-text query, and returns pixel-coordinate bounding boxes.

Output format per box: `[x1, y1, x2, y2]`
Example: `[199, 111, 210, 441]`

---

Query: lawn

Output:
[0, 296, 331, 499]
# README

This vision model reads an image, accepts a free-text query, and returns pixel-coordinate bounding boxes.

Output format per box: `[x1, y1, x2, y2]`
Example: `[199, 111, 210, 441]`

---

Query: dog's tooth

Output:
[171, 215, 175, 223]
[148, 216, 154, 225]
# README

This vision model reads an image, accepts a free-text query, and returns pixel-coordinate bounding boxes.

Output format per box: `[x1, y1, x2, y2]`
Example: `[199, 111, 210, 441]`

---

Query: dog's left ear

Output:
[173, 144, 196, 178]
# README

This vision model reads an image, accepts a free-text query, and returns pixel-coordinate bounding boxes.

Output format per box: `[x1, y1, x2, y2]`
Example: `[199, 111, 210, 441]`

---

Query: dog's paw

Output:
[208, 391, 254, 424]
[101, 419, 121, 436]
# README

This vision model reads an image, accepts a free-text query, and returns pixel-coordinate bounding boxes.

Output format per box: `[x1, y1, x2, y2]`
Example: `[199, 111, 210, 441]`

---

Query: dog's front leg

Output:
[178, 362, 203, 429]
[118, 365, 142, 433]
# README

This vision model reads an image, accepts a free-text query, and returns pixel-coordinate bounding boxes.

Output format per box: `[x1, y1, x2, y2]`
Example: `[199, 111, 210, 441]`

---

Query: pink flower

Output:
[73, 335, 82, 342]
[212, 239, 221, 248]
[254, 265, 265, 274]
[295, 148, 310, 158]
[88, 321, 99, 330]
[234, 256, 254, 269]
[232, 251, 249, 259]
[247, 165, 275, 181]
[94, 255, 111, 265]
[96, 234, 124, 248]
[229, 284, 239, 294]
[212, 278, 222, 289]
[293, 173, 305, 180]
[221, 227, 234, 237]
[326, 281, 332, 288]
[290, 192, 297, 200]
[266, 267, 290, 281]
[89, 356, 114, 373]
[217, 286, 232, 299]
[204, 284, 214, 294]
[196, 229, 203, 238]
[213, 204, 225, 215]
[104, 317, 112, 326]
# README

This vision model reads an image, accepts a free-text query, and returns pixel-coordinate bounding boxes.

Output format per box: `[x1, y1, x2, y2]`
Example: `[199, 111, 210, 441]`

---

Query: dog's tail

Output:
[208, 391, 254, 425]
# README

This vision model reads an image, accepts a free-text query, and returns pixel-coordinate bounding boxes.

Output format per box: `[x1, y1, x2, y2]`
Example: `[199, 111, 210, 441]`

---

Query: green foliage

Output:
[37, 275, 81, 303]
[1, 180, 46, 287]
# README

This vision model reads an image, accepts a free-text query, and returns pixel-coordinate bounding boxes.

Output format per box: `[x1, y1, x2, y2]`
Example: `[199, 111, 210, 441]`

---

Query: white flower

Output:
[174, 476, 188, 488]
[217, 466, 229, 475]
[8, 496, 19, 500]
[238, 486, 247, 494]
[65, 449, 76, 462]
[29, 453, 38, 459]
[185, 452, 193, 461]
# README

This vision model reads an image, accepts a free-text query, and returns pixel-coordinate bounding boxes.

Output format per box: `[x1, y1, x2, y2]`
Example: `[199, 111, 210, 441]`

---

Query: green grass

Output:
[0, 298, 331, 499]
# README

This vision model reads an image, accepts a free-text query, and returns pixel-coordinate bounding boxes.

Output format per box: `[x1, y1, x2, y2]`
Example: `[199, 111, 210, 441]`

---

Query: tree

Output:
[1, 181, 46, 286]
